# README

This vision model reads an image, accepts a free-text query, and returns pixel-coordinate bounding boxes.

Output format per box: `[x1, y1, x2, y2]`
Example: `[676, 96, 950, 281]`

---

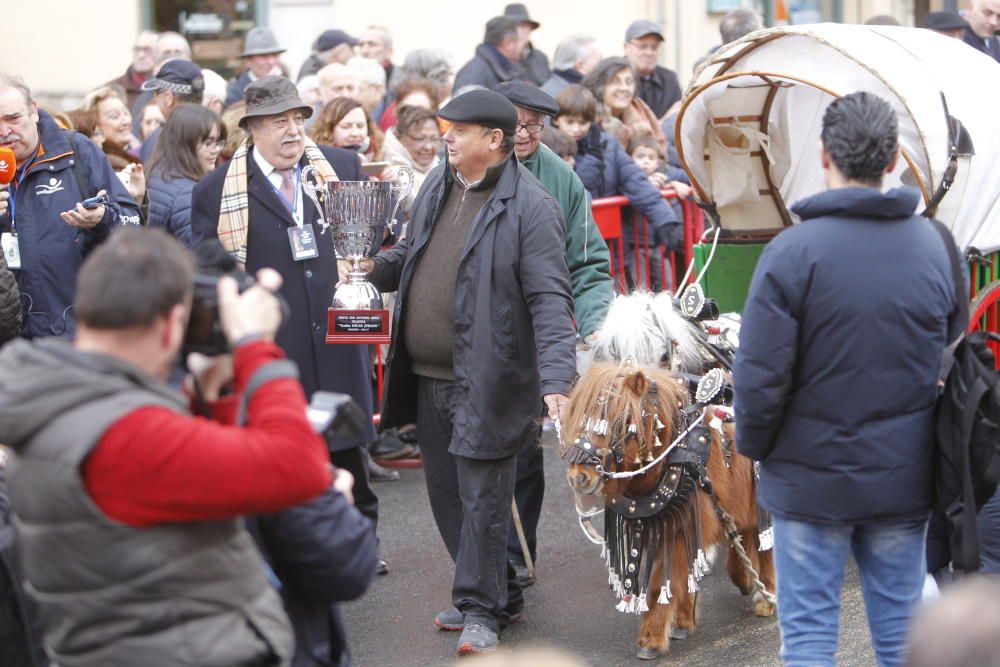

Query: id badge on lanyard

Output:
[279, 170, 319, 262]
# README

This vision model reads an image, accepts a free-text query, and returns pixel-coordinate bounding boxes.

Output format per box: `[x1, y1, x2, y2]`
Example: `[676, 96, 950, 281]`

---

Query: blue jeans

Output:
[772, 516, 927, 667]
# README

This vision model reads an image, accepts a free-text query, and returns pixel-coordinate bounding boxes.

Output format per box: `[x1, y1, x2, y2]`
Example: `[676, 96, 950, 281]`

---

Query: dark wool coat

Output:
[734, 187, 964, 524]
[370, 154, 577, 459]
[453, 44, 523, 91]
[190, 144, 377, 450]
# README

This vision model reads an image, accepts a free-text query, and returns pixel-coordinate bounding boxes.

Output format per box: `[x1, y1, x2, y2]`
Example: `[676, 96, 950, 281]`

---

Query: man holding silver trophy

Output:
[190, 76, 385, 568]
[349, 89, 577, 655]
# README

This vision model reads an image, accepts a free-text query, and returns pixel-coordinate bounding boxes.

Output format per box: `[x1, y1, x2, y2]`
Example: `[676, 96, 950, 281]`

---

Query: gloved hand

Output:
[654, 222, 684, 252]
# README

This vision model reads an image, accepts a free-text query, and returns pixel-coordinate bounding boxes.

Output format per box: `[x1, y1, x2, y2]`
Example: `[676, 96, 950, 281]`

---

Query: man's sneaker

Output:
[435, 607, 464, 631]
[435, 607, 524, 632]
[456, 622, 498, 655]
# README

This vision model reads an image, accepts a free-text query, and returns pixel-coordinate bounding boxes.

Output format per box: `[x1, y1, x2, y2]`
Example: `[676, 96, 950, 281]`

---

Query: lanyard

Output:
[8, 145, 40, 234]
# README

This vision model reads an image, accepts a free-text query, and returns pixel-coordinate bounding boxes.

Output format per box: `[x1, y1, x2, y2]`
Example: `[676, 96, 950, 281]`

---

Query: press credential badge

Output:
[288, 223, 319, 261]
[1, 233, 20, 269]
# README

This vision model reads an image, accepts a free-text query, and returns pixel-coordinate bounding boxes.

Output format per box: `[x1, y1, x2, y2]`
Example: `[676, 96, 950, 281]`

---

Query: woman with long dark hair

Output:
[146, 104, 226, 247]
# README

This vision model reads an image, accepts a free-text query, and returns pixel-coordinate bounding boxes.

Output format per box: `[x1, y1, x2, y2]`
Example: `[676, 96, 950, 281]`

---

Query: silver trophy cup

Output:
[301, 166, 414, 312]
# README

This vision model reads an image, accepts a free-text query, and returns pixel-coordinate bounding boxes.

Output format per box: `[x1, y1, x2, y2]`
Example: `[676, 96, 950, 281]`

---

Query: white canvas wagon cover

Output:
[676, 23, 1000, 253]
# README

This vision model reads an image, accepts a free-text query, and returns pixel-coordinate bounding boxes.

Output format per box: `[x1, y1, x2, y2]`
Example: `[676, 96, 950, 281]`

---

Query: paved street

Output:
[344, 433, 876, 666]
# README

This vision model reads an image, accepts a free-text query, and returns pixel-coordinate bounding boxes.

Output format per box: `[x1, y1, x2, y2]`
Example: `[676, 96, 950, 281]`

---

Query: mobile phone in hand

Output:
[80, 193, 109, 210]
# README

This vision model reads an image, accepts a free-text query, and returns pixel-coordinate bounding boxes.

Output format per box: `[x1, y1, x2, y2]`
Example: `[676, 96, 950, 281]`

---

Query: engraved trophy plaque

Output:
[302, 166, 413, 344]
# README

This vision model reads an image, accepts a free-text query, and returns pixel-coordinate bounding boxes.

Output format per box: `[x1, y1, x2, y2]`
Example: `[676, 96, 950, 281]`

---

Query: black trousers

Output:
[329, 446, 378, 530]
[417, 376, 523, 633]
[507, 424, 544, 566]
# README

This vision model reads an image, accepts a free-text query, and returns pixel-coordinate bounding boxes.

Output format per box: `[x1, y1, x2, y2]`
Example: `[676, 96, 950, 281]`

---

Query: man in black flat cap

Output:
[297, 29, 359, 81]
[358, 89, 577, 655]
[495, 80, 613, 587]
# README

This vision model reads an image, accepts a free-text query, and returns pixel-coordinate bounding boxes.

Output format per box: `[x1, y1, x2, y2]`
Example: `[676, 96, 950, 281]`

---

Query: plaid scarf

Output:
[217, 137, 339, 269]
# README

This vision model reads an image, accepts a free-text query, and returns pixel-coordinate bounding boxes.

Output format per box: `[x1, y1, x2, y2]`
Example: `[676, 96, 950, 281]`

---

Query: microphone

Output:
[0, 146, 15, 185]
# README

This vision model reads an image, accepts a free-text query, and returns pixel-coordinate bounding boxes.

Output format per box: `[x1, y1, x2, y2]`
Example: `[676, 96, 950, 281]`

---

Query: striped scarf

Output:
[217, 137, 339, 269]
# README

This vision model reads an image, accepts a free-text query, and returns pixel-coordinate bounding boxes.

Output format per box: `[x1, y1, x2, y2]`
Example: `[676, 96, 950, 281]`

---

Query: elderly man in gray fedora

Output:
[225, 27, 287, 108]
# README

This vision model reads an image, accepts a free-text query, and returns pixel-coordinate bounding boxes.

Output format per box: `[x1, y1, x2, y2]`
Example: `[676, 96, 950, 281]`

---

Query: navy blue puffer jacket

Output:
[573, 126, 679, 237]
[147, 174, 196, 248]
[734, 186, 964, 524]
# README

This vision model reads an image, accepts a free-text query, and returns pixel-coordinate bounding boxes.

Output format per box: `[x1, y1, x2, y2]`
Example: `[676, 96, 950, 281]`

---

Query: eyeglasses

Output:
[404, 134, 442, 147]
[515, 122, 544, 135]
[627, 40, 661, 53]
[201, 138, 225, 150]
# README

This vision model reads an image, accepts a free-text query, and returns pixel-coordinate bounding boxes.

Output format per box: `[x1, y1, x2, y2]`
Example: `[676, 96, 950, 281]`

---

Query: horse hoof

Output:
[636, 646, 664, 660]
[669, 626, 689, 640]
[753, 598, 776, 617]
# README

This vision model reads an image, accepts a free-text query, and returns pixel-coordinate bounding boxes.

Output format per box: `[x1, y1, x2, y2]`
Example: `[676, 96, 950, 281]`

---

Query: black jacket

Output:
[636, 66, 683, 120]
[734, 187, 963, 524]
[250, 489, 377, 667]
[963, 26, 1000, 62]
[454, 44, 523, 91]
[520, 43, 551, 86]
[370, 155, 577, 458]
[0, 254, 20, 346]
[190, 145, 377, 450]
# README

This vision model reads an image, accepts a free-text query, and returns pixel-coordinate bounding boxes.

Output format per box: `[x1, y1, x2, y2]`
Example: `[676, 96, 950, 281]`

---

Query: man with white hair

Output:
[316, 63, 360, 105]
[346, 57, 386, 116]
[540, 35, 601, 98]
[130, 31, 192, 134]
[201, 69, 227, 115]
[963, 0, 1000, 61]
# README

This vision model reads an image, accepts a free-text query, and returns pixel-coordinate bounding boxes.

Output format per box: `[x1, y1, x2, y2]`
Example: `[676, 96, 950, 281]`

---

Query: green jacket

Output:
[521, 144, 613, 337]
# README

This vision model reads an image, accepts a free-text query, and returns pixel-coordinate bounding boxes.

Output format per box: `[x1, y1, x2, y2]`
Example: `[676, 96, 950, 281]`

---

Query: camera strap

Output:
[235, 359, 300, 426]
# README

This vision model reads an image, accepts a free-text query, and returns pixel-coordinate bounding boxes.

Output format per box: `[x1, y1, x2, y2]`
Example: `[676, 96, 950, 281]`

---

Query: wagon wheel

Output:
[968, 280, 1000, 368]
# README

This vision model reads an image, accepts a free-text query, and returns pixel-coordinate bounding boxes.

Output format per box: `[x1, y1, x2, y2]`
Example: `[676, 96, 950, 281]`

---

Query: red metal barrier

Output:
[591, 191, 704, 293]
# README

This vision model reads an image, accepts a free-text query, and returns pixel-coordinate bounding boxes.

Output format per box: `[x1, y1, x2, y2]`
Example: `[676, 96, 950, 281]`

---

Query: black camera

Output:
[307, 392, 368, 439]
[183, 239, 275, 357]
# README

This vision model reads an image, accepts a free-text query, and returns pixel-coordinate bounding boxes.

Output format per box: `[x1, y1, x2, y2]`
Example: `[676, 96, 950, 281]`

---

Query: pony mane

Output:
[590, 291, 703, 372]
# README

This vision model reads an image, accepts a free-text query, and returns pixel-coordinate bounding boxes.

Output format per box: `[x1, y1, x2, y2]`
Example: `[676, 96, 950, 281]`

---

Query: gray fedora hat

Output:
[241, 27, 286, 57]
[239, 75, 313, 128]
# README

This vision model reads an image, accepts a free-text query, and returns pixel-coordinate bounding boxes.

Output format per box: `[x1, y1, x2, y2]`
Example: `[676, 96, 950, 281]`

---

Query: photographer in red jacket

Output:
[0, 228, 335, 667]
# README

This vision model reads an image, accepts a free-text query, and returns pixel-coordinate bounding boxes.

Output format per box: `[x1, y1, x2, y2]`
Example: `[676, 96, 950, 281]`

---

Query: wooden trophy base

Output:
[326, 308, 391, 344]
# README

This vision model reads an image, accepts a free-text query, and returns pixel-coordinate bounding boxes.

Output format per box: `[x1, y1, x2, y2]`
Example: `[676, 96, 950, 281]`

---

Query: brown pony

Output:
[561, 362, 775, 660]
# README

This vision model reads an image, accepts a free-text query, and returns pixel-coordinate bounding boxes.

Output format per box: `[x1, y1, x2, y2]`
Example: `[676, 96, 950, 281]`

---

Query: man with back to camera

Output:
[355, 89, 577, 655]
[734, 91, 964, 666]
[0, 228, 343, 666]
[0, 73, 140, 340]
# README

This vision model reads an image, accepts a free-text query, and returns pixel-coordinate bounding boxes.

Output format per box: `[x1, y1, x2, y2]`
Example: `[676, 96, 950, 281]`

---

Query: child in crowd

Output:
[626, 134, 692, 199]
[540, 126, 578, 168]
[554, 84, 681, 291]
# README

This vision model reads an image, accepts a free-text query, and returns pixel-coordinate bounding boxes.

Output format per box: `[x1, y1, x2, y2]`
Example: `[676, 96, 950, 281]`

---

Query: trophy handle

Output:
[300, 165, 329, 233]
[387, 165, 415, 226]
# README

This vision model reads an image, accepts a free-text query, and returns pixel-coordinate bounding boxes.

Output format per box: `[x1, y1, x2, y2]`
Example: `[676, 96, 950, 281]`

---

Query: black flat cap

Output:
[494, 81, 559, 117]
[925, 11, 969, 32]
[438, 89, 517, 134]
[240, 75, 313, 128]
[315, 29, 358, 52]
